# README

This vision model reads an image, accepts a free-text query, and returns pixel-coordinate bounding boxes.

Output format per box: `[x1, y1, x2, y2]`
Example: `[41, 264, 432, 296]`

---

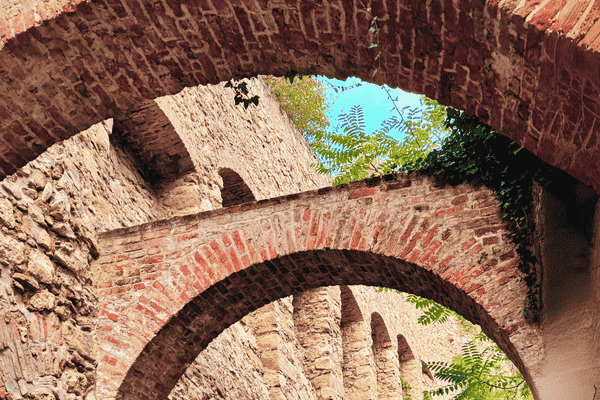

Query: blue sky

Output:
[314, 76, 424, 141]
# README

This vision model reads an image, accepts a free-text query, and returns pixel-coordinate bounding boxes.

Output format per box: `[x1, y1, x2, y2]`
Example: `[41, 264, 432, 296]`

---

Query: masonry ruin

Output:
[1, 0, 600, 399]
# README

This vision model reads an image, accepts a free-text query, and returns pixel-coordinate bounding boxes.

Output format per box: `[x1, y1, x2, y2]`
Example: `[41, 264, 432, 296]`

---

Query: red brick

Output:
[421, 224, 439, 247]
[134, 283, 146, 291]
[103, 355, 118, 366]
[107, 313, 119, 322]
[177, 233, 199, 242]
[419, 240, 441, 264]
[451, 195, 468, 205]
[210, 241, 228, 263]
[142, 255, 164, 264]
[304, 209, 311, 221]
[349, 188, 377, 199]
[483, 236, 499, 246]
[222, 234, 232, 246]
[434, 205, 461, 217]
[232, 230, 245, 253]
[440, 255, 455, 269]
[229, 248, 242, 272]
[350, 225, 362, 249]
[461, 237, 476, 250]
[400, 232, 421, 258]
[441, 266, 455, 280]
[310, 213, 320, 236]
[408, 249, 420, 263]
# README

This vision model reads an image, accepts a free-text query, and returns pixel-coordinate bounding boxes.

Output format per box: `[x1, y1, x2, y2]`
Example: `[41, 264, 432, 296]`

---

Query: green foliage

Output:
[405, 293, 456, 325]
[423, 338, 532, 400]
[225, 79, 259, 109]
[310, 95, 450, 185]
[400, 374, 413, 400]
[397, 292, 533, 400]
[400, 109, 559, 321]
[265, 75, 330, 143]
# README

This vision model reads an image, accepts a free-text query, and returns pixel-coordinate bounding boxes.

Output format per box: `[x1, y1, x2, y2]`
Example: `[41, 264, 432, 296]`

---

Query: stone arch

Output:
[370, 312, 401, 399]
[218, 168, 256, 207]
[2, 1, 600, 194]
[340, 285, 376, 399]
[94, 174, 542, 400]
[397, 334, 424, 400]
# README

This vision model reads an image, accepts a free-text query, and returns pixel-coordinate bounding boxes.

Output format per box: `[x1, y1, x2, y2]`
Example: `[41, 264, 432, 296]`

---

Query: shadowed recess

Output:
[115, 249, 524, 400]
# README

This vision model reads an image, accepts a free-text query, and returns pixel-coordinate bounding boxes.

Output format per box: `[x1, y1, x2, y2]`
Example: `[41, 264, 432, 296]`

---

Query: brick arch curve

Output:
[96, 174, 542, 400]
[2, 1, 600, 191]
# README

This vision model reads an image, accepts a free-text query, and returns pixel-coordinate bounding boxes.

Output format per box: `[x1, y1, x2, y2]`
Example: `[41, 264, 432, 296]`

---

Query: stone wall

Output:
[0, 118, 167, 399]
[0, 77, 497, 400]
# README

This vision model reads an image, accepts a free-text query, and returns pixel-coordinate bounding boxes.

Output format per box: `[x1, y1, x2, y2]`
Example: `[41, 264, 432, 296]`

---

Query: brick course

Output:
[95, 173, 542, 400]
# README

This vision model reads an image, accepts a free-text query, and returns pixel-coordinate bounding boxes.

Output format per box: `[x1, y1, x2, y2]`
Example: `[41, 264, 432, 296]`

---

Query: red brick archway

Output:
[1, 0, 600, 192]
[95, 174, 542, 399]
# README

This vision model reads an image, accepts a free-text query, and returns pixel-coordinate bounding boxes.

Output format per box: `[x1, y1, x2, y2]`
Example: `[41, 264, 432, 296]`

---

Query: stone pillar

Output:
[245, 299, 317, 400]
[293, 287, 344, 400]
[398, 334, 424, 400]
[340, 286, 377, 399]
[371, 313, 401, 400]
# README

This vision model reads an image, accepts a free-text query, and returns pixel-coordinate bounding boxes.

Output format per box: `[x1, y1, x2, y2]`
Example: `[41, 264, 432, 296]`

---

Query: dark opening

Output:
[219, 168, 256, 207]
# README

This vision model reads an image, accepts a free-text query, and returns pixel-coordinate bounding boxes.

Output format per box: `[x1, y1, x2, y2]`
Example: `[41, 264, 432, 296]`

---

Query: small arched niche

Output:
[218, 168, 256, 207]
[398, 334, 425, 399]
[371, 312, 400, 399]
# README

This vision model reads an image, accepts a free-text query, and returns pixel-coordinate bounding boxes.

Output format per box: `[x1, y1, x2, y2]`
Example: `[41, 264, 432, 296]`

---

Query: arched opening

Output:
[218, 168, 256, 207]
[95, 174, 540, 400]
[340, 285, 376, 399]
[370, 312, 400, 399]
[397, 334, 424, 400]
[107, 250, 531, 400]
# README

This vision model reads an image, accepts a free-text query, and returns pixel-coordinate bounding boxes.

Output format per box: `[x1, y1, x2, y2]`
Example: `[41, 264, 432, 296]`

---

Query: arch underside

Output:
[1, 0, 600, 192]
[116, 250, 524, 400]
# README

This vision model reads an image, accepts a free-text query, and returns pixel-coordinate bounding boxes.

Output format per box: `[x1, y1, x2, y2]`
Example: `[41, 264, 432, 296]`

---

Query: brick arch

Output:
[370, 312, 401, 399]
[218, 167, 256, 207]
[2, 1, 600, 192]
[95, 174, 542, 400]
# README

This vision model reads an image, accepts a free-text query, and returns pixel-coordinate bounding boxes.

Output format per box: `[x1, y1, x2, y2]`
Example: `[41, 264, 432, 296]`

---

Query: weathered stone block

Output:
[27, 249, 55, 285]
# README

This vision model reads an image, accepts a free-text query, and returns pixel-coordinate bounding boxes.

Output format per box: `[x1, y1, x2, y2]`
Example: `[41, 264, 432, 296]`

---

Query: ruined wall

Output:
[0, 77, 484, 400]
[0, 119, 168, 399]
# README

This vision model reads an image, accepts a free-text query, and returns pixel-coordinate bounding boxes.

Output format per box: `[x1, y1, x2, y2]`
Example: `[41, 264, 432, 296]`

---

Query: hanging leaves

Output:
[225, 79, 260, 109]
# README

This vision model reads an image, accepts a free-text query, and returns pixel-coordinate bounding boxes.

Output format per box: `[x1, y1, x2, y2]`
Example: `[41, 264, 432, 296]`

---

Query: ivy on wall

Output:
[400, 109, 559, 322]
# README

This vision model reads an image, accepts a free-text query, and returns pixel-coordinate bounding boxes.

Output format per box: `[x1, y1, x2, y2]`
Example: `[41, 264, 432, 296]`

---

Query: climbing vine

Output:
[225, 79, 260, 109]
[399, 109, 558, 321]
